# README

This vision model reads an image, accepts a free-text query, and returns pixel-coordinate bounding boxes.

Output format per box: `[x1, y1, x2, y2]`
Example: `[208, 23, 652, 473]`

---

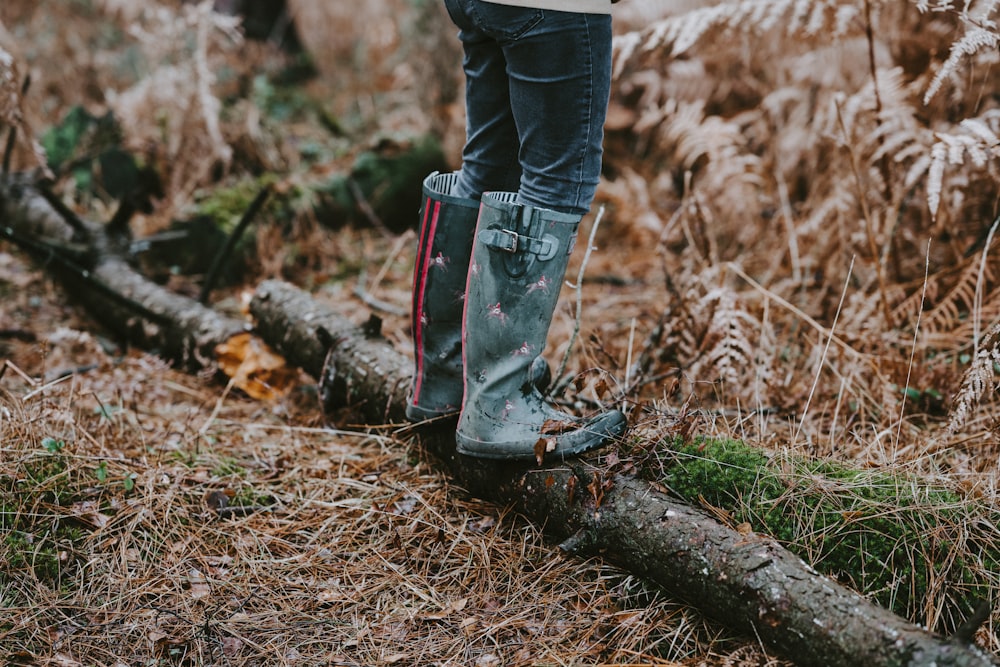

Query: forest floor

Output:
[5, 0, 1000, 664]
[0, 223, 783, 666]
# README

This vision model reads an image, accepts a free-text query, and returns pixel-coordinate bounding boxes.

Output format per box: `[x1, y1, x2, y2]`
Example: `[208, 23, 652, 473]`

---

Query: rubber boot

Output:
[407, 173, 551, 422]
[456, 192, 627, 460]
[407, 172, 478, 420]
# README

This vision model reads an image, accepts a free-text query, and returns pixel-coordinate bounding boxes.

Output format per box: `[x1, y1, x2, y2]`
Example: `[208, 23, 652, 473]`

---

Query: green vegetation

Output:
[636, 437, 998, 630]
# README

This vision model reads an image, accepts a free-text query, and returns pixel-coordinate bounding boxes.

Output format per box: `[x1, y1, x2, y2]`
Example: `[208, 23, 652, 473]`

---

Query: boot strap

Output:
[479, 228, 559, 261]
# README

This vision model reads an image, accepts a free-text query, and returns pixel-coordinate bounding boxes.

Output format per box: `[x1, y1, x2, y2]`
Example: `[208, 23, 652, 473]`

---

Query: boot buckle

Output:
[500, 229, 519, 253]
[479, 228, 519, 253]
[480, 228, 558, 261]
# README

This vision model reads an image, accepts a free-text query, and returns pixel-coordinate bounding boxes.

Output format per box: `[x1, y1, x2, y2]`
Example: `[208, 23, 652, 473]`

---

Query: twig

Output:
[795, 255, 856, 445]
[2, 126, 16, 176]
[2, 75, 30, 175]
[1, 359, 38, 385]
[834, 98, 894, 328]
[623, 317, 636, 411]
[864, 0, 892, 202]
[0, 224, 172, 326]
[198, 185, 271, 304]
[728, 262, 864, 360]
[553, 205, 605, 392]
[352, 229, 414, 318]
[0, 329, 36, 342]
[347, 177, 391, 238]
[895, 240, 931, 451]
[106, 199, 136, 239]
[972, 214, 1000, 355]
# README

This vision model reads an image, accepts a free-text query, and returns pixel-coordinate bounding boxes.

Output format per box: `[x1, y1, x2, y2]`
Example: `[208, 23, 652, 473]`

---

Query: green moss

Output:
[0, 446, 83, 587]
[194, 175, 282, 232]
[642, 437, 997, 629]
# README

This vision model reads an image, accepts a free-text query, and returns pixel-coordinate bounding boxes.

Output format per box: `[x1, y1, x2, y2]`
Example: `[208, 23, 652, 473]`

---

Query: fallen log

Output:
[0, 174, 250, 367]
[250, 279, 998, 667]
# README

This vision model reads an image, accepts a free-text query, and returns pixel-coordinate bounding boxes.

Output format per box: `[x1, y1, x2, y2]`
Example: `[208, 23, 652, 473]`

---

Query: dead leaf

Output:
[70, 500, 111, 529]
[541, 418, 576, 435]
[221, 636, 243, 657]
[214, 333, 297, 401]
[467, 515, 496, 532]
[204, 489, 232, 512]
[533, 437, 548, 465]
[186, 568, 211, 599]
[423, 597, 469, 620]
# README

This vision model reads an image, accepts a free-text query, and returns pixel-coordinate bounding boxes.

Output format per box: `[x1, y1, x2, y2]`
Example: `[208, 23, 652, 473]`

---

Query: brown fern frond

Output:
[614, 0, 865, 77]
[948, 320, 1000, 431]
[917, 256, 996, 340]
[924, 23, 1000, 105]
[926, 117, 1000, 219]
[690, 286, 763, 391]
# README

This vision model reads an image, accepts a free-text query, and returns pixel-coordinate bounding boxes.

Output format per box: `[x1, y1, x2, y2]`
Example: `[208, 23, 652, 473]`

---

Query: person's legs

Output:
[444, 1, 613, 213]
[450, 6, 624, 460]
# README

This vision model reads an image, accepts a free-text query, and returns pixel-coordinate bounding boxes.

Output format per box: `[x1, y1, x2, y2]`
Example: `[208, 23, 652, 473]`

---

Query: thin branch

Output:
[834, 98, 894, 328]
[0, 224, 171, 326]
[895, 240, 931, 451]
[198, 185, 271, 304]
[553, 205, 606, 392]
[795, 255, 856, 446]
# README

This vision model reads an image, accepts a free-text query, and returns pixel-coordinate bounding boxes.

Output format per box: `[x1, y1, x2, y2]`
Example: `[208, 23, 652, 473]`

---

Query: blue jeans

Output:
[442, 0, 612, 216]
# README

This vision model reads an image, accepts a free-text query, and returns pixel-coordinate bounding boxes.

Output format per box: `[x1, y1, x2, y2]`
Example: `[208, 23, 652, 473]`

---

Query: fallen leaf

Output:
[221, 636, 243, 657]
[533, 437, 548, 465]
[187, 568, 211, 599]
[214, 333, 297, 401]
[541, 418, 576, 435]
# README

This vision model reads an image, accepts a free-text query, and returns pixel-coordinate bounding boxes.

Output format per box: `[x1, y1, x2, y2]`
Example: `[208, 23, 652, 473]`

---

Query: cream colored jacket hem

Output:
[481, 0, 612, 15]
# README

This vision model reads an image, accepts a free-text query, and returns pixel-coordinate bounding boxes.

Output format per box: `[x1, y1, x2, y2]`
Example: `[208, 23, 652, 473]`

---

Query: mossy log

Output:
[250, 279, 998, 667]
[0, 174, 249, 367]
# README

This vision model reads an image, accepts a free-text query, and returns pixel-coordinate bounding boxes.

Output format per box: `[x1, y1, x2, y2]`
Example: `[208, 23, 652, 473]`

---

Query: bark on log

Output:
[250, 279, 998, 667]
[0, 174, 249, 367]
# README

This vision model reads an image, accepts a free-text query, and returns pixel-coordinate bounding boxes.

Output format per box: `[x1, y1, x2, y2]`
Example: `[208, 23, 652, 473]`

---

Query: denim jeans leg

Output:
[443, 0, 612, 215]
[503, 12, 612, 215]
[443, 0, 524, 200]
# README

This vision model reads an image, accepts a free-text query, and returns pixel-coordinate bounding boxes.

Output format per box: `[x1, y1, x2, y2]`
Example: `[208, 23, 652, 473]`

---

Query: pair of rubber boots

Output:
[407, 172, 626, 461]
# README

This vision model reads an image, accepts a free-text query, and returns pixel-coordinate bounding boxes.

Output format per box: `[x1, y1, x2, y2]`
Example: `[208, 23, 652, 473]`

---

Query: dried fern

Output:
[614, 0, 864, 76]
[949, 319, 1000, 431]
[691, 286, 764, 392]
[926, 116, 1000, 219]
[100, 0, 242, 208]
[922, 0, 1000, 105]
